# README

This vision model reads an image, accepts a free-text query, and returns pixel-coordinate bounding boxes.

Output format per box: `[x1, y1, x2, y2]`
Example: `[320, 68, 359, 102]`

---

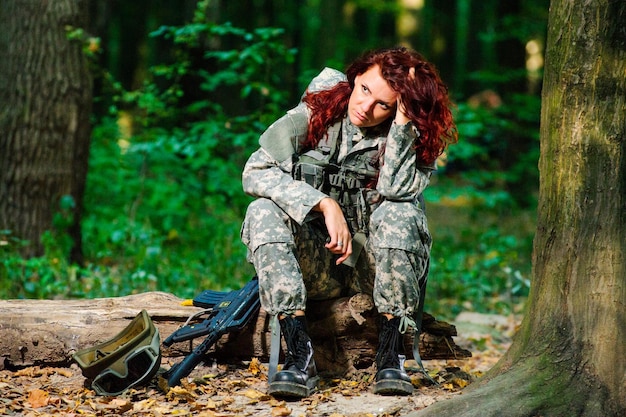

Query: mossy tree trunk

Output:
[409, 0, 626, 416]
[0, 0, 92, 262]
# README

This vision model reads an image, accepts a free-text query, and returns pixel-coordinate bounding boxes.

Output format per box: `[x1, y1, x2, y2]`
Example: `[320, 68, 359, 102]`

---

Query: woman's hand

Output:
[315, 197, 352, 265]
[395, 67, 416, 125]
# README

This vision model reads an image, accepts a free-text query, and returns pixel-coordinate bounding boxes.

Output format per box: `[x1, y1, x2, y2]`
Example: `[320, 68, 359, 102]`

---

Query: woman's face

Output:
[348, 64, 398, 128]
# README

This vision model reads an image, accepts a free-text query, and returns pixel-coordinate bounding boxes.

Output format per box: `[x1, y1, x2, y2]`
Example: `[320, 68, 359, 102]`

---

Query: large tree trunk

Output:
[0, 0, 92, 263]
[0, 293, 470, 376]
[409, 1, 626, 416]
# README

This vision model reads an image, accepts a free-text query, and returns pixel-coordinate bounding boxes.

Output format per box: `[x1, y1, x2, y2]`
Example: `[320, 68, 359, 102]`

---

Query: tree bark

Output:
[0, 293, 469, 376]
[408, 1, 626, 416]
[0, 0, 92, 262]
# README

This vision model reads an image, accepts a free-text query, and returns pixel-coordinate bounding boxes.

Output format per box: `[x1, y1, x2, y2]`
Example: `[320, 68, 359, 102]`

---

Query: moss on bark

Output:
[406, 352, 616, 417]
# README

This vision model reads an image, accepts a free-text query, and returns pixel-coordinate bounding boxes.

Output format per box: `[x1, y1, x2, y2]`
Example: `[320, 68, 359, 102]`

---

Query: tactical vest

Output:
[293, 121, 383, 267]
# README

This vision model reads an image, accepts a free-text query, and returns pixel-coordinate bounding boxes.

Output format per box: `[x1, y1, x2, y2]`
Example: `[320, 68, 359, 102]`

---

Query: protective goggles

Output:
[91, 329, 161, 395]
[73, 310, 161, 395]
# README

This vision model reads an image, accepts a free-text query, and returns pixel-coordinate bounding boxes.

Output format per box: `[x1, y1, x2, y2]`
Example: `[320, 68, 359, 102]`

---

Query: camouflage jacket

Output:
[242, 68, 434, 234]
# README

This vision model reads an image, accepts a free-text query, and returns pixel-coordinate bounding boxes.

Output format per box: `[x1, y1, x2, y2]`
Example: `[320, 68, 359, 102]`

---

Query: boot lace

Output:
[281, 317, 313, 372]
[376, 318, 402, 370]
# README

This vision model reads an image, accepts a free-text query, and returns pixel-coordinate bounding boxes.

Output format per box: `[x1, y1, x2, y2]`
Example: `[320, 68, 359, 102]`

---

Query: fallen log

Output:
[0, 291, 470, 375]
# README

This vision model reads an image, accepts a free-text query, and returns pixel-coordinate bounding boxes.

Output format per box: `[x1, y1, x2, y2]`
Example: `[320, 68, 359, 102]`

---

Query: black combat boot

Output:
[268, 315, 319, 398]
[373, 316, 414, 395]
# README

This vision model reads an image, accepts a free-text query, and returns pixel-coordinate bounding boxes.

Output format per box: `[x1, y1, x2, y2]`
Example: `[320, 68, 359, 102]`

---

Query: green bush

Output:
[448, 95, 541, 209]
[2, 0, 538, 319]
[423, 177, 534, 319]
[80, 14, 296, 297]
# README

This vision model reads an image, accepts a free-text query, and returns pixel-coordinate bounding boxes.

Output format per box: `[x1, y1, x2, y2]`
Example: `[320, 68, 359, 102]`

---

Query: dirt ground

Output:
[0, 312, 519, 417]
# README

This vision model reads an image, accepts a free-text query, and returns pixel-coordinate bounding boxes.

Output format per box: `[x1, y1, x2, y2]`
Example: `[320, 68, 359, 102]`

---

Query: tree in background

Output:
[410, 0, 626, 415]
[0, 0, 546, 304]
[0, 0, 92, 263]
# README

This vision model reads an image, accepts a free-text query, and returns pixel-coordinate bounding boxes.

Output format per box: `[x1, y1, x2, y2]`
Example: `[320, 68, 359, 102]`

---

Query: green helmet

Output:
[73, 309, 161, 395]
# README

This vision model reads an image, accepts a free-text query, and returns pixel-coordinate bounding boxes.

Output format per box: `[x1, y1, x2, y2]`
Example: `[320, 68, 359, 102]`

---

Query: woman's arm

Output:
[377, 70, 434, 202]
[242, 107, 352, 263]
[377, 121, 433, 202]
[242, 147, 328, 225]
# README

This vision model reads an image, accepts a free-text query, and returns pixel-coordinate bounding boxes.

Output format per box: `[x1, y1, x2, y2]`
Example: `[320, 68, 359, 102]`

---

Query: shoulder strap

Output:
[296, 119, 342, 164]
[259, 110, 308, 163]
[321, 120, 342, 163]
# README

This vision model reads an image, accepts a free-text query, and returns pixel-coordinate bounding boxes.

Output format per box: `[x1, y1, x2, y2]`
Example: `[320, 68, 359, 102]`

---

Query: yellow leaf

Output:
[221, 396, 235, 405]
[171, 409, 193, 415]
[27, 389, 49, 408]
[132, 398, 156, 411]
[410, 375, 427, 388]
[83, 399, 98, 411]
[104, 398, 133, 413]
[195, 411, 218, 417]
[15, 367, 37, 377]
[244, 389, 270, 400]
[228, 379, 248, 388]
[166, 385, 197, 401]
[451, 377, 469, 388]
[55, 368, 74, 378]
[157, 374, 171, 393]
[205, 398, 218, 409]
[248, 357, 265, 375]
[271, 405, 292, 416]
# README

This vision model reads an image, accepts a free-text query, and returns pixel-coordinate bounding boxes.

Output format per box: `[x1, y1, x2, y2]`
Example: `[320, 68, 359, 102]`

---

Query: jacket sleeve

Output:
[376, 121, 435, 201]
[242, 67, 348, 224]
[242, 108, 328, 225]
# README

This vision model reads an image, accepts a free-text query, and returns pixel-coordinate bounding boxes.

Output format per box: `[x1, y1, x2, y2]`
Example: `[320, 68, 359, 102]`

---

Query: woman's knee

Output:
[242, 198, 294, 251]
[245, 198, 284, 219]
[370, 201, 430, 252]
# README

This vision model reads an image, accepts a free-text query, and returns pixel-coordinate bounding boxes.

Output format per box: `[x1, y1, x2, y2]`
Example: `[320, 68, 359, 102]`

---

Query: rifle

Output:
[162, 277, 261, 387]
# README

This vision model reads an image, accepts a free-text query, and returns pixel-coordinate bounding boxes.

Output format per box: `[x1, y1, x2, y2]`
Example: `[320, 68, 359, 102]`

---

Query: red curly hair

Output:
[302, 47, 457, 166]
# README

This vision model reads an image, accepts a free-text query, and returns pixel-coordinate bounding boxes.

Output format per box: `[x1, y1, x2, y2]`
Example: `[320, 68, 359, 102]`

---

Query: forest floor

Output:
[0, 312, 520, 417]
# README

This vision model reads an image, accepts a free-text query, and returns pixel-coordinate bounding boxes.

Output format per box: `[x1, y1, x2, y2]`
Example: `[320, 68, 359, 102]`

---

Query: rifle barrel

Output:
[166, 331, 222, 386]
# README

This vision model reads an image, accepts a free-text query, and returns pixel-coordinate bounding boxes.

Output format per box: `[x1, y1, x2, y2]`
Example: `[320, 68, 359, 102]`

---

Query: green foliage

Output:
[3, 7, 299, 299]
[442, 92, 541, 209]
[426, 211, 533, 320]
[3, 1, 539, 322]
[423, 193, 531, 319]
[79, 14, 297, 297]
[0, 201, 82, 299]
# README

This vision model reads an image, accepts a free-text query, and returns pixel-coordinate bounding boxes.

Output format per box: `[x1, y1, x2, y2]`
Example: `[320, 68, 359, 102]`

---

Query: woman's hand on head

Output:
[314, 197, 352, 264]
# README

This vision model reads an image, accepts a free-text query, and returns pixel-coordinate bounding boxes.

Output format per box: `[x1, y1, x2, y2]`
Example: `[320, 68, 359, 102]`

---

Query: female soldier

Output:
[241, 47, 457, 397]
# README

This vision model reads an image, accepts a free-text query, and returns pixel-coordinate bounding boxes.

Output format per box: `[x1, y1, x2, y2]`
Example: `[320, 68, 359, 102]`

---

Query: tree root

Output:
[406, 354, 618, 417]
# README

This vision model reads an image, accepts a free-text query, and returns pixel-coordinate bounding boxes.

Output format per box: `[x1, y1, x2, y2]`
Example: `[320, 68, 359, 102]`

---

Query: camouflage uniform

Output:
[240, 68, 434, 321]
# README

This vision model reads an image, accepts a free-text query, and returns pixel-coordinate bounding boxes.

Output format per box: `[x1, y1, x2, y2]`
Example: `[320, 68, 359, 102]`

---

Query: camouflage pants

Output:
[240, 198, 431, 318]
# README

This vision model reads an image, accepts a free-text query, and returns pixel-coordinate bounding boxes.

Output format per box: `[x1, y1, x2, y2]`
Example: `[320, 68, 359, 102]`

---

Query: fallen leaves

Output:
[0, 363, 448, 416]
[247, 357, 264, 377]
[0, 314, 516, 416]
[26, 389, 49, 408]
[243, 388, 269, 401]
[165, 384, 198, 402]
[101, 397, 134, 413]
[270, 405, 292, 416]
